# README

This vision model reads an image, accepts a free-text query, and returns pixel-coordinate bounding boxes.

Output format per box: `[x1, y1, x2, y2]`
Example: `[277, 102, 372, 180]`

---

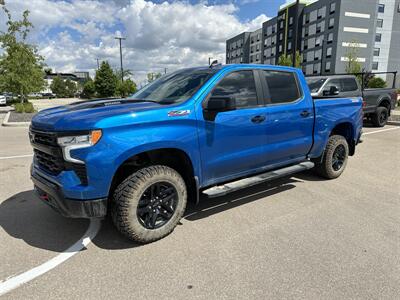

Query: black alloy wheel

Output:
[332, 144, 346, 171]
[137, 182, 178, 229]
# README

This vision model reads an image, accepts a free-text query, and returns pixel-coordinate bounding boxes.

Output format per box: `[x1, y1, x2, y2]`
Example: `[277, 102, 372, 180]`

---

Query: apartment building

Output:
[226, 0, 400, 86]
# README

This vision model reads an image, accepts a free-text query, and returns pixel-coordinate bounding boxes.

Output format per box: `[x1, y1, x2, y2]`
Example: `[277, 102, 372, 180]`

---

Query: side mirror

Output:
[323, 85, 339, 96]
[205, 96, 236, 112]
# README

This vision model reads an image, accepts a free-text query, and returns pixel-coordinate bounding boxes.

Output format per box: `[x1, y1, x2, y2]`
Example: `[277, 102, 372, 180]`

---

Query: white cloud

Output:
[0, 0, 270, 85]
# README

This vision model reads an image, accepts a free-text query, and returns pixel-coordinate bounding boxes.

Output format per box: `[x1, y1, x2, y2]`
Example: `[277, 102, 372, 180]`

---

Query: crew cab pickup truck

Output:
[306, 75, 397, 127]
[30, 65, 363, 243]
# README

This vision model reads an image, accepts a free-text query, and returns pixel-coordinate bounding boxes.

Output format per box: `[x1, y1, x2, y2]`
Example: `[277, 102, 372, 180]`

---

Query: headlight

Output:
[57, 130, 102, 164]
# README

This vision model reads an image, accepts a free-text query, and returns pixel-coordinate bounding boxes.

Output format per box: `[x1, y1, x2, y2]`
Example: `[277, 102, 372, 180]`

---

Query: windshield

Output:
[306, 78, 327, 93]
[129, 68, 217, 104]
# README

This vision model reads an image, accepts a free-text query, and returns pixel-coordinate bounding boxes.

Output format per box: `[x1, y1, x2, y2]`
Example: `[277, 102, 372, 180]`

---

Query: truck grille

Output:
[34, 149, 64, 174]
[30, 128, 88, 185]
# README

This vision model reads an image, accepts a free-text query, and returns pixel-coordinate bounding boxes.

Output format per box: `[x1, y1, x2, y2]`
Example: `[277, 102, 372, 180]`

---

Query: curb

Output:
[1, 112, 31, 127]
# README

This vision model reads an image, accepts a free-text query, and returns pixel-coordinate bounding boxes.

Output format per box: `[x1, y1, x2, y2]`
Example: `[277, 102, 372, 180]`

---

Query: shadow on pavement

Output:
[0, 177, 304, 251]
[0, 190, 89, 252]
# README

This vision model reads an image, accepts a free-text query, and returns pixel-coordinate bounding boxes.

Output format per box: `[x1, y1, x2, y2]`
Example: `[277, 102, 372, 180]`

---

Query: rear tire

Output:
[314, 135, 349, 179]
[371, 107, 388, 127]
[112, 165, 187, 243]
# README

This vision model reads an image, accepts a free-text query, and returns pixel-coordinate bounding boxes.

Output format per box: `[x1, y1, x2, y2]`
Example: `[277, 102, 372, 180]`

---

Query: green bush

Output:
[367, 77, 386, 88]
[14, 102, 35, 113]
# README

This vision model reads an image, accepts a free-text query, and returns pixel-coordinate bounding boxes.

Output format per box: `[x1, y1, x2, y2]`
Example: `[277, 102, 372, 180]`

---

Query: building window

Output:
[375, 33, 382, 42]
[289, 16, 294, 25]
[313, 63, 321, 74]
[327, 33, 333, 43]
[373, 47, 380, 56]
[317, 21, 325, 33]
[318, 6, 326, 19]
[288, 29, 293, 38]
[330, 2, 336, 14]
[372, 62, 379, 70]
[305, 13, 310, 24]
[251, 37, 254, 44]
[288, 41, 292, 51]
[256, 54, 260, 61]
[325, 61, 331, 72]
[315, 49, 322, 60]
[305, 27, 309, 37]
[279, 45, 283, 53]
[256, 44, 260, 51]
[377, 19, 383, 28]
[310, 10, 318, 22]
[279, 33, 283, 41]
[329, 18, 335, 29]
[326, 47, 332, 57]
[280, 21, 284, 29]
[378, 4, 385, 13]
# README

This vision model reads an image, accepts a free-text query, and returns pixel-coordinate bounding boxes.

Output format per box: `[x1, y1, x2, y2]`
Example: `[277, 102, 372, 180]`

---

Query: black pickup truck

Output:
[306, 75, 397, 127]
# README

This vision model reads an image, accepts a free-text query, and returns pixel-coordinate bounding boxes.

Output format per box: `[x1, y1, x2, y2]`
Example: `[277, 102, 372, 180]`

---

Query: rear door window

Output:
[341, 78, 358, 92]
[260, 70, 301, 104]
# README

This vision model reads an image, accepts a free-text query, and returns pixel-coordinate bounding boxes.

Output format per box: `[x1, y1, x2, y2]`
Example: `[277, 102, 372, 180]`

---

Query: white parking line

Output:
[363, 127, 399, 135]
[0, 219, 101, 296]
[0, 154, 33, 160]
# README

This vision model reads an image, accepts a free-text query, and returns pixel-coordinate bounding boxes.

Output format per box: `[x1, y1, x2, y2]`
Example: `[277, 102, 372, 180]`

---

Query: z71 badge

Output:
[168, 110, 191, 117]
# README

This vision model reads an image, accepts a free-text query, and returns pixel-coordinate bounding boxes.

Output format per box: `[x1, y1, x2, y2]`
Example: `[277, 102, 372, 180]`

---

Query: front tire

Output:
[112, 165, 187, 243]
[314, 135, 349, 179]
[371, 107, 388, 127]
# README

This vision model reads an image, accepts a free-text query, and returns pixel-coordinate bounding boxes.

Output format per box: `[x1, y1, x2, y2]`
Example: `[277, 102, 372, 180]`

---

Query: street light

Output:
[115, 36, 126, 82]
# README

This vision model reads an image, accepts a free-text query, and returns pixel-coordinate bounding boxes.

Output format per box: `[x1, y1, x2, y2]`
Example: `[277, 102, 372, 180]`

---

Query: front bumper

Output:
[32, 170, 107, 218]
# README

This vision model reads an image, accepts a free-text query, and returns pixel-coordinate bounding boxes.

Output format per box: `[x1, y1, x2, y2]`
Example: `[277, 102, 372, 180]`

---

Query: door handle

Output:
[300, 110, 310, 117]
[251, 115, 266, 123]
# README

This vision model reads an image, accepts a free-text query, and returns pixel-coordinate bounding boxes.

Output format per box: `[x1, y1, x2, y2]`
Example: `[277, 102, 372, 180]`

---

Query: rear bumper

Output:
[32, 170, 107, 218]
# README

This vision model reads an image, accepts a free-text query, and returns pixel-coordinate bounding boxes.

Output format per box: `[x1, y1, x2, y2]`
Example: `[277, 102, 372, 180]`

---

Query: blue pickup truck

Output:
[30, 64, 363, 243]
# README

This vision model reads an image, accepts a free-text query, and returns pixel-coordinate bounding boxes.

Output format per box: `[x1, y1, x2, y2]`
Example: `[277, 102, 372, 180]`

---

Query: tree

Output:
[95, 61, 117, 97]
[344, 42, 362, 75]
[367, 77, 386, 88]
[50, 75, 67, 97]
[277, 51, 302, 68]
[65, 79, 77, 97]
[0, 6, 45, 103]
[147, 72, 162, 83]
[116, 79, 137, 98]
[81, 78, 96, 99]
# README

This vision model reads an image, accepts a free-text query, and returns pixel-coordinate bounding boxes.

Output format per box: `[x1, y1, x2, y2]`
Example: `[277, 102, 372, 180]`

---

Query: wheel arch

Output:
[330, 122, 355, 156]
[109, 147, 199, 204]
[378, 97, 391, 115]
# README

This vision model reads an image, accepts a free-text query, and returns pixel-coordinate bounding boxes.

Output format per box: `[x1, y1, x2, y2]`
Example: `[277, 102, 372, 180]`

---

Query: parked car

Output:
[29, 64, 363, 243]
[41, 92, 56, 99]
[0, 95, 6, 106]
[306, 75, 397, 127]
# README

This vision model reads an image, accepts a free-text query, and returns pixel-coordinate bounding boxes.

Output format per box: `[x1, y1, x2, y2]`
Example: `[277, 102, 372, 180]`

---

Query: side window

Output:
[261, 70, 301, 104]
[341, 78, 358, 92]
[324, 79, 342, 92]
[211, 71, 258, 108]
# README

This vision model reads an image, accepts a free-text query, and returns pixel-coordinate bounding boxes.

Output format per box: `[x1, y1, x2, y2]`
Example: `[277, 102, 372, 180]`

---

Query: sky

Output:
[0, 0, 288, 85]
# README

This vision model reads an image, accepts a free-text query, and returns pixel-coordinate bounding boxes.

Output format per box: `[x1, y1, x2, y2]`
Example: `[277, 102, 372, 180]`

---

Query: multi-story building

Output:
[226, 0, 400, 86]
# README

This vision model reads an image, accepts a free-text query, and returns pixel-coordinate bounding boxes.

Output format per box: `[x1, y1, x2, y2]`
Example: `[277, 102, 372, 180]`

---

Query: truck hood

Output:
[31, 98, 164, 131]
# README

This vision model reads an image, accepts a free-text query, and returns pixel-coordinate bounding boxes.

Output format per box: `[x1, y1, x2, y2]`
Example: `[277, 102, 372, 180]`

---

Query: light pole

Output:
[96, 58, 100, 70]
[115, 36, 126, 81]
[208, 57, 212, 66]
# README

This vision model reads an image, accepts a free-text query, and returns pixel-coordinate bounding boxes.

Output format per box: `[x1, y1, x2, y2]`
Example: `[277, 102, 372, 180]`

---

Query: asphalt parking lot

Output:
[0, 114, 399, 299]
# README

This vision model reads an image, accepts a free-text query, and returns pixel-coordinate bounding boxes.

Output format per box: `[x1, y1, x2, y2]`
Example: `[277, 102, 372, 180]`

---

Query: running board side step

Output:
[202, 161, 314, 198]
